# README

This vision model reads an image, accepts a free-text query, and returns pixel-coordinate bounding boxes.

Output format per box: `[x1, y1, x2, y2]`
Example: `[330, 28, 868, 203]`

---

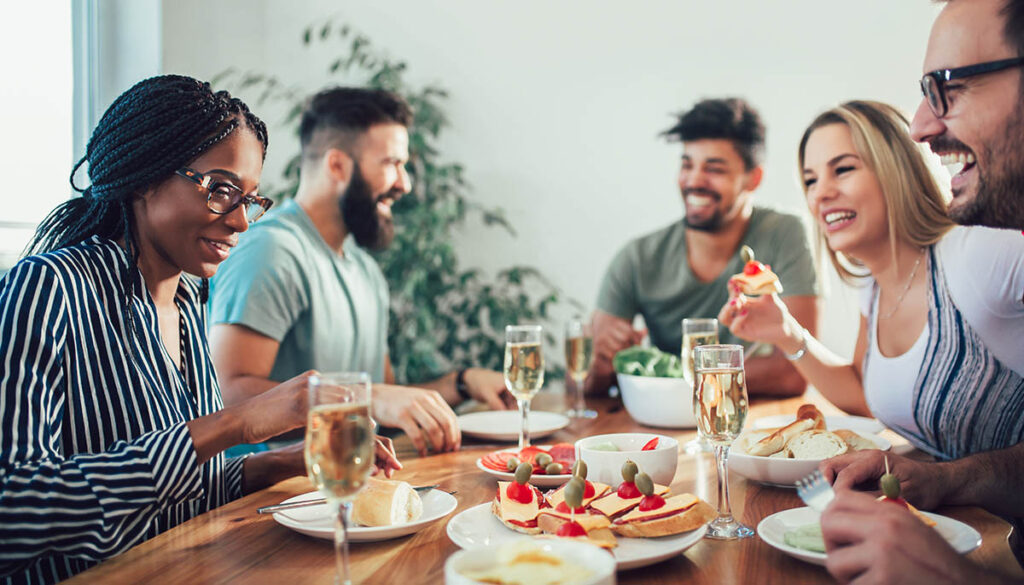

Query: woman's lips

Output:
[201, 238, 232, 261]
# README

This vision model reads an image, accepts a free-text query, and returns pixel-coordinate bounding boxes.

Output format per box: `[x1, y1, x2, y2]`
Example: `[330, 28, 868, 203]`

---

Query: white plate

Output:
[752, 415, 884, 435]
[476, 445, 574, 488]
[458, 411, 570, 442]
[446, 503, 707, 571]
[757, 506, 982, 566]
[272, 489, 458, 542]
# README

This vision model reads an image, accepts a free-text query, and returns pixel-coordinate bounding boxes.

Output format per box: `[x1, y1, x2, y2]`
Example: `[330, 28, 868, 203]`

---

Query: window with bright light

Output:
[0, 3, 73, 269]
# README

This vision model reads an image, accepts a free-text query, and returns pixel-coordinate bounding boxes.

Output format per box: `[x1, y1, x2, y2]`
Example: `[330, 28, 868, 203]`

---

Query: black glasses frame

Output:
[920, 56, 1024, 118]
[176, 167, 273, 223]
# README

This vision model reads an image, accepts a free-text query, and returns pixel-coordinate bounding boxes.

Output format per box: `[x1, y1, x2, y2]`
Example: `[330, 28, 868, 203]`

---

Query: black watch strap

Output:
[455, 368, 471, 401]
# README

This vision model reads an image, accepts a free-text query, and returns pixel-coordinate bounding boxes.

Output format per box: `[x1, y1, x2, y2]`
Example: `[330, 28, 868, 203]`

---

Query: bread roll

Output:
[796, 404, 826, 430]
[834, 429, 879, 451]
[352, 477, 423, 527]
[786, 430, 848, 460]
[747, 418, 815, 456]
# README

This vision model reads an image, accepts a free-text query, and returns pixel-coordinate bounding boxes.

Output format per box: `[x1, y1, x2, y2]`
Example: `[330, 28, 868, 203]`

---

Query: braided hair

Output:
[27, 75, 268, 346]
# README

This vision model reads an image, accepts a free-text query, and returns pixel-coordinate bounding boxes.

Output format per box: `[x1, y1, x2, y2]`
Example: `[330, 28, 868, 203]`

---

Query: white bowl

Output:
[728, 430, 891, 487]
[616, 374, 696, 429]
[575, 433, 678, 488]
[444, 538, 616, 585]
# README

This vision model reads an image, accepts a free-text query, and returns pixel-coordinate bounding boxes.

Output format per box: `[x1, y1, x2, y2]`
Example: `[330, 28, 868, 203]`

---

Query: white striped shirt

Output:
[0, 237, 244, 584]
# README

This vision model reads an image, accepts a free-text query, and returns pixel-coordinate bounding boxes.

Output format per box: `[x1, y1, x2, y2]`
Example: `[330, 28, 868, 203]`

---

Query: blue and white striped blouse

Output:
[0, 237, 245, 585]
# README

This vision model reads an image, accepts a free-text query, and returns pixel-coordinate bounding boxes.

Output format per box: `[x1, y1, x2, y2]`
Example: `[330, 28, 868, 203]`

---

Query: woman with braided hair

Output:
[0, 75, 400, 584]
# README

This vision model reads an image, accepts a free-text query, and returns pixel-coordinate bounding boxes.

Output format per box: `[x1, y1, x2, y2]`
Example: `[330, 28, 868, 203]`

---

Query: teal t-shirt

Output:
[596, 206, 819, 355]
[209, 199, 389, 383]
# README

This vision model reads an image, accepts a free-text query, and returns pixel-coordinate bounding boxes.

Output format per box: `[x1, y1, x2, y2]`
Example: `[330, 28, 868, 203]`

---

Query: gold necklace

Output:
[879, 248, 925, 320]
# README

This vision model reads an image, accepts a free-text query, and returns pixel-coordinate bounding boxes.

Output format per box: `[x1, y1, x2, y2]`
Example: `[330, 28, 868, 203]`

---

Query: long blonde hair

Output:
[797, 100, 953, 284]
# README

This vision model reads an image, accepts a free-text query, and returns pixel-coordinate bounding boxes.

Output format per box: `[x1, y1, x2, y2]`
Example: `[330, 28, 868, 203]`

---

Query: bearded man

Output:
[209, 88, 512, 456]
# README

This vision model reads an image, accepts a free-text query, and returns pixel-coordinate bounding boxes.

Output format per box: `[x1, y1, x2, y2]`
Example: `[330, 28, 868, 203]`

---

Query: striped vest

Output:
[866, 246, 1024, 460]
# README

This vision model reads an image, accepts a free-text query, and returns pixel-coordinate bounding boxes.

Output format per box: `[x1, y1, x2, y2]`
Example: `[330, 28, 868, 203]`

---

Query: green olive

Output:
[740, 245, 755, 264]
[535, 453, 553, 468]
[546, 462, 564, 475]
[880, 473, 901, 499]
[572, 460, 588, 479]
[505, 456, 521, 472]
[564, 478, 585, 509]
[635, 472, 654, 496]
[621, 460, 639, 483]
[514, 462, 533, 485]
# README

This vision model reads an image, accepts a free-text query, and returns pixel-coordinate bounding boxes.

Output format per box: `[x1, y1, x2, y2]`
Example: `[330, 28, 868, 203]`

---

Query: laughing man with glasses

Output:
[818, 2, 1024, 585]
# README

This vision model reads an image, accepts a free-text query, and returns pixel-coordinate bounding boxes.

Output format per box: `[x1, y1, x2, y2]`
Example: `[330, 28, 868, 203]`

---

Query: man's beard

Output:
[340, 163, 397, 250]
[682, 187, 725, 232]
[952, 105, 1024, 229]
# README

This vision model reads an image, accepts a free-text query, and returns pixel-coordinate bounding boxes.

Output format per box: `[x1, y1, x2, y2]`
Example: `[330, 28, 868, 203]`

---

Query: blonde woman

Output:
[719, 100, 1024, 460]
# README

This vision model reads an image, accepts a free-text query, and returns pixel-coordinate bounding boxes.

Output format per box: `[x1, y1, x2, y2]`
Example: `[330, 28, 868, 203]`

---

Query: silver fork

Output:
[795, 470, 835, 513]
[256, 485, 450, 514]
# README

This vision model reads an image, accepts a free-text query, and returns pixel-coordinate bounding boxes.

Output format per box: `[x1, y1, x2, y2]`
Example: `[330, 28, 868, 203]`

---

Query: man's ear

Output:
[744, 165, 764, 192]
[324, 148, 355, 184]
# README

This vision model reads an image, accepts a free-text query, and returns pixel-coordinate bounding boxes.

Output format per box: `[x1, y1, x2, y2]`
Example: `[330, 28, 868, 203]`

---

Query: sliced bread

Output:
[786, 430, 849, 460]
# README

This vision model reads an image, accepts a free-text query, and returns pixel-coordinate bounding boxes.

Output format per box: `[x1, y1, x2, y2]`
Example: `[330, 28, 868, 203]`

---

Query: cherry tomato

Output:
[617, 482, 641, 499]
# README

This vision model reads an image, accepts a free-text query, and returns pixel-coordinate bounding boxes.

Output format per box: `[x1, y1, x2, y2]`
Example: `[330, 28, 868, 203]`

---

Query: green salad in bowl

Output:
[612, 346, 695, 428]
[612, 346, 686, 378]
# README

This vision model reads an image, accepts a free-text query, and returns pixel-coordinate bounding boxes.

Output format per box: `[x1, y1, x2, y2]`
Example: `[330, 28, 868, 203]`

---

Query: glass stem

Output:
[334, 500, 352, 585]
[573, 374, 586, 414]
[518, 398, 531, 450]
[713, 443, 734, 523]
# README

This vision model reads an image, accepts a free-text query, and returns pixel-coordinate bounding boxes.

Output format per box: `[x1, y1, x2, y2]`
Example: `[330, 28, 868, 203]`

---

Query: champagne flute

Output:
[682, 318, 719, 454]
[305, 372, 375, 585]
[505, 325, 544, 450]
[693, 344, 753, 540]
[564, 318, 597, 419]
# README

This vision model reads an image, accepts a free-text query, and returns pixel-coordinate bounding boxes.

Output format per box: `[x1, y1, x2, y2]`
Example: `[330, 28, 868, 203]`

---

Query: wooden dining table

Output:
[64, 389, 1024, 584]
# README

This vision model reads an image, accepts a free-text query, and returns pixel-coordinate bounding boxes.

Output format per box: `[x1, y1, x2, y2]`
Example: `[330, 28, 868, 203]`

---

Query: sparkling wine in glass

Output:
[305, 372, 375, 585]
[682, 318, 719, 454]
[564, 318, 597, 419]
[693, 344, 753, 540]
[505, 325, 544, 449]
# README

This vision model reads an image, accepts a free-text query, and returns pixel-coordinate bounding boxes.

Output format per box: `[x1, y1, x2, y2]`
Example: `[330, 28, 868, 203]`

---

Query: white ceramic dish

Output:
[444, 538, 616, 585]
[751, 414, 884, 435]
[757, 506, 982, 566]
[616, 374, 696, 428]
[476, 445, 574, 488]
[272, 489, 458, 542]
[458, 411, 570, 442]
[729, 430, 891, 487]
[446, 503, 707, 571]
[575, 433, 678, 488]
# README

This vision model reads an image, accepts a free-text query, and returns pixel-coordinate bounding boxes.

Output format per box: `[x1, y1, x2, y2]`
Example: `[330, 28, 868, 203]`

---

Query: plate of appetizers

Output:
[451, 459, 713, 570]
[757, 506, 982, 566]
[458, 411, 570, 442]
[730, 404, 891, 487]
[477, 444, 576, 487]
[446, 503, 707, 571]
[272, 479, 458, 542]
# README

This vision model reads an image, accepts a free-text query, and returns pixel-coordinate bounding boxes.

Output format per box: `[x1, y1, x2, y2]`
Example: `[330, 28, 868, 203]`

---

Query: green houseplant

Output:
[214, 18, 574, 383]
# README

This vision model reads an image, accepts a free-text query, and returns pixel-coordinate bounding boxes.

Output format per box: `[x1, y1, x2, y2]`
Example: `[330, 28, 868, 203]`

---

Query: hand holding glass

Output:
[693, 344, 753, 540]
[305, 372, 374, 585]
[505, 325, 544, 449]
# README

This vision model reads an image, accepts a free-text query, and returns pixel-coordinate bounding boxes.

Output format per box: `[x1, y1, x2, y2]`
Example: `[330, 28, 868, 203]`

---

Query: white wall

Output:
[161, 0, 944, 359]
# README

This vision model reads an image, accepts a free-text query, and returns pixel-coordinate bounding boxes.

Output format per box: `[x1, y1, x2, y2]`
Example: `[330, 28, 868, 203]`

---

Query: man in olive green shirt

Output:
[591, 98, 819, 397]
